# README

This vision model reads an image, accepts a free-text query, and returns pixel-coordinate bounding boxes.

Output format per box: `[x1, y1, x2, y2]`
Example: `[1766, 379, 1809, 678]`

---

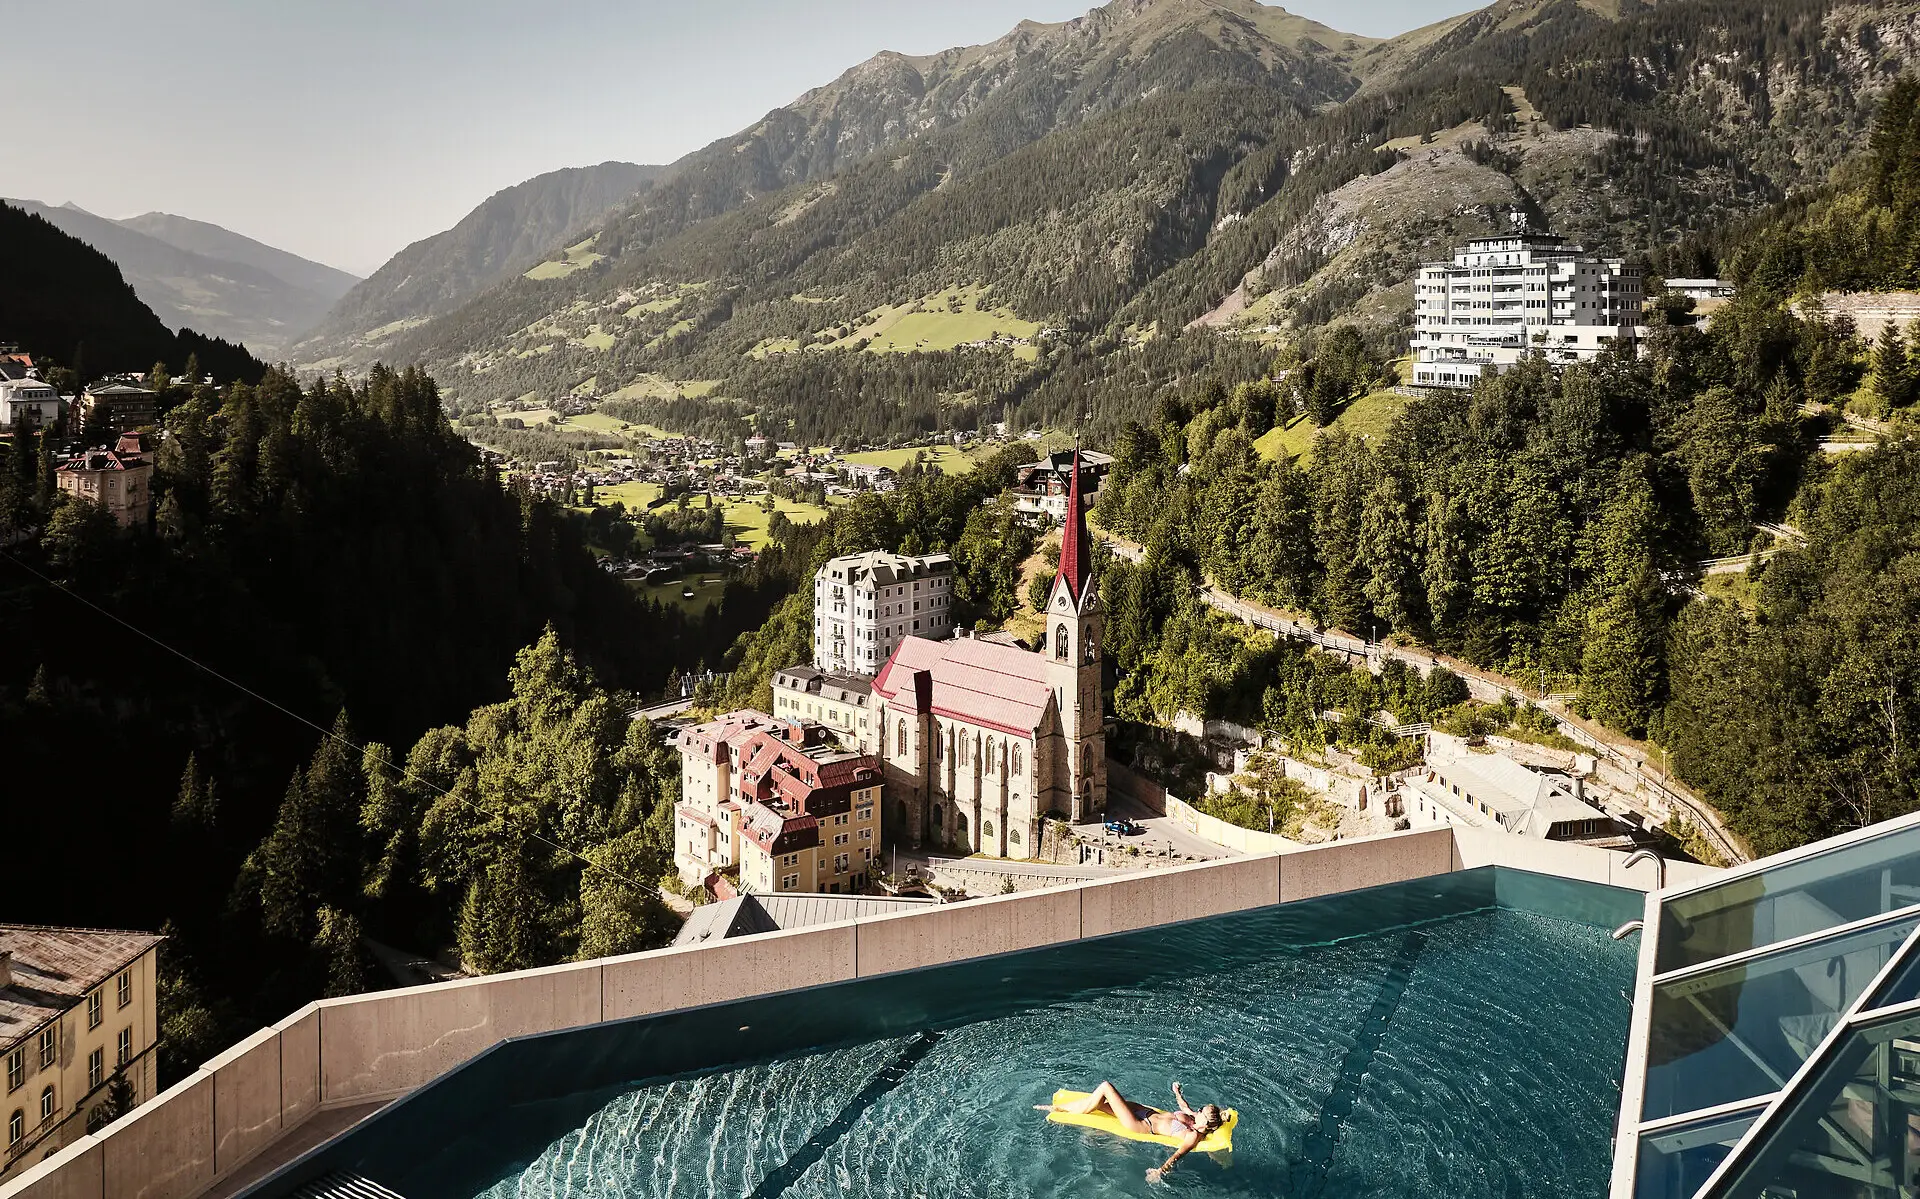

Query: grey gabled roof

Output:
[671, 893, 937, 947]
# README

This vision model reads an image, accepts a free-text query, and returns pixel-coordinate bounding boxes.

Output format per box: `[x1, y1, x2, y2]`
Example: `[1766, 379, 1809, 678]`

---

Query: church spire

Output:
[1060, 449, 1091, 604]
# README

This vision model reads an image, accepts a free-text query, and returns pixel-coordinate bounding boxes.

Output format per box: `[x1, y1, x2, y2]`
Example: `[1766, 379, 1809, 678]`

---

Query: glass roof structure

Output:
[1614, 815, 1920, 1199]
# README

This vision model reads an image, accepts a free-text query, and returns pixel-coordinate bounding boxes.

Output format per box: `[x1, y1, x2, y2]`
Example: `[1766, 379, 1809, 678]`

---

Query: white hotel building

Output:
[812, 551, 954, 677]
[1410, 231, 1644, 389]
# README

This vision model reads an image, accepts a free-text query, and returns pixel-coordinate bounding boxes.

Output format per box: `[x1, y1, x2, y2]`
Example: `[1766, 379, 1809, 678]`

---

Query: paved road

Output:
[1098, 533, 1750, 865]
[632, 697, 695, 721]
[1093, 790, 1237, 863]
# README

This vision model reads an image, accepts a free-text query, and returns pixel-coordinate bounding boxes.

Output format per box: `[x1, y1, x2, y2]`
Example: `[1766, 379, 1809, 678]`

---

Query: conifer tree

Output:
[171, 753, 218, 833]
[1871, 324, 1916, 410]
[313, 906, 371, 998]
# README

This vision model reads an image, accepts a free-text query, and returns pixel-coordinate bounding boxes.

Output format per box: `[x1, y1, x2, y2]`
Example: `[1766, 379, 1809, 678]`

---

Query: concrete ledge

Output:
[854, 884, 1081, 976]
[604, 923, 856, 1021]
[204, 1030, 281, 1178]
[1280, 827, 1452, 901]
[273, 1007, 318, 1127]
[1081, 854, 1280, 938]
[1450, 826, 1723, 892]
[6, 1133, 103, 1199]
[102, 1071, 214, 1199]
[318, 961, 603, 1104]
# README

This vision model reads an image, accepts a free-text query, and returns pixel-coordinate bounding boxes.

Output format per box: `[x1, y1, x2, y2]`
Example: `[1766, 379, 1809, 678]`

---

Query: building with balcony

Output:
[674, 714, 884, 895]
[673, 710, 782, 888]
[0, 927, 161, 1184]
[812, 551, 954, 677]
[1010, 449, 1112, 526]
[0, 379, 61, 431]
[771, 666, 877, 753]
[1410, 229, 1644, 389]
[55, 446, 152, 528]
[68, 383, 157, 436]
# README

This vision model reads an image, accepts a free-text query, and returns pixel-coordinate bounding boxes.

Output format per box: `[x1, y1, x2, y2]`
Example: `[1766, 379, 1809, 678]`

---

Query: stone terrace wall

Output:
[1, 827, 1699, 1199]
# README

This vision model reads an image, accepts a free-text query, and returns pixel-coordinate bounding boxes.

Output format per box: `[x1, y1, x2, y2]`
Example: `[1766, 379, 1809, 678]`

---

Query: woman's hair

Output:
[1198, 1104, 1222, 1132]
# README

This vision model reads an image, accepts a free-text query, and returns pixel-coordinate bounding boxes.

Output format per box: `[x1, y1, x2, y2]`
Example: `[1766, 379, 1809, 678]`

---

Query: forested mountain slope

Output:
[296, 161, 669, 363]
[4, 198, 354, 360]
[0, 201, 262, 381]
[299, 0, 1377, 376]
[344, 0, 1920, 447]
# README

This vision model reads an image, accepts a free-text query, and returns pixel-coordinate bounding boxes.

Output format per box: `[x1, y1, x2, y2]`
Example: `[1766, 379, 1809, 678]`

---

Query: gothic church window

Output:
[1056, 624, 1070, 660]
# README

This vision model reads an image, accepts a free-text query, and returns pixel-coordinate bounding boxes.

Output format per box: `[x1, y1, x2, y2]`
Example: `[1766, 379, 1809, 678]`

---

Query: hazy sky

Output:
[4, 0, 1475, 276]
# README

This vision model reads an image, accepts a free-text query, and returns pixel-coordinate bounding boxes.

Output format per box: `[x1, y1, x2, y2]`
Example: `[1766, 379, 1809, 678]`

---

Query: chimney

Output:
[0, 950, 12, 989]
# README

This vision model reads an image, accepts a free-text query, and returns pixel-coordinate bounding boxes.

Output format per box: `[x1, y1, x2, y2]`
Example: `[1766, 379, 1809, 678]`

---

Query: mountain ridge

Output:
[295, 160, 670, 366]
[115, 210, 360, 300]
[4, 198, 357, 361]
[0, 200, 264, 381]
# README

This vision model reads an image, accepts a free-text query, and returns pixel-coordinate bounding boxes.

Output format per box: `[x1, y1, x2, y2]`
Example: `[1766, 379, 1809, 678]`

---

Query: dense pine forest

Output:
[0, 365, 802, 1076]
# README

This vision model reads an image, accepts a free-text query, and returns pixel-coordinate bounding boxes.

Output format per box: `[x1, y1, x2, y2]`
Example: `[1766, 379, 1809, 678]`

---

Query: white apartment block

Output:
[1411, 231, 1644, 389]
[812, 551, 954, 676]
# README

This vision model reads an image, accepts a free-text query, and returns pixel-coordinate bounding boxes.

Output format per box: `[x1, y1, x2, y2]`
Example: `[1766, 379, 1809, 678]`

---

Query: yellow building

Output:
[771, 666, 877, 753]
[676, 714, 885, 895]
[55, 446, 152, 528]
[0, 926, 162, 1183]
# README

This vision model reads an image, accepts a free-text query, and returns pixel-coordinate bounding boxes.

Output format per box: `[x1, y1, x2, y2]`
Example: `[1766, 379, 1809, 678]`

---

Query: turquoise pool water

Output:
[244, 870, 1640, 1199]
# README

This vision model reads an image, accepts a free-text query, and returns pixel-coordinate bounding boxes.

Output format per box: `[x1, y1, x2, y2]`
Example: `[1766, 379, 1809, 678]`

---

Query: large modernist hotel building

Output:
[1411, 230, 1645, 388]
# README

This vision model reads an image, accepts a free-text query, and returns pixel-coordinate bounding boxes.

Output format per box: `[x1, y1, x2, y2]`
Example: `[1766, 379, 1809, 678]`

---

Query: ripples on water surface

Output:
[466, 910, 1630, 1199]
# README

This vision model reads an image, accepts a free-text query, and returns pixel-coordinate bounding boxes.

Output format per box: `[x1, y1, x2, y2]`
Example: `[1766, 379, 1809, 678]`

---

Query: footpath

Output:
[1099, 533, 1749, 865]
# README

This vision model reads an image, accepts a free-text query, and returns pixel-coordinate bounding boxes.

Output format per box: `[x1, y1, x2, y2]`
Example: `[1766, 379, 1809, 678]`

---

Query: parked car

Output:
[1104, 819, 1144, 836]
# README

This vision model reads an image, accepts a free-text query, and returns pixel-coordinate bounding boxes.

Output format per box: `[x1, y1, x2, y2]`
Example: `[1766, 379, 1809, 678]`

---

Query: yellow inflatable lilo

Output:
[1039, 1082, 1237, 1171]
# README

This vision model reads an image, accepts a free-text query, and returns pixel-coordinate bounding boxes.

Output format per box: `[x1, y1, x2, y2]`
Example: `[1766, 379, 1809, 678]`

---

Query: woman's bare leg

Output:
[1059, 1082, 1152, 1134]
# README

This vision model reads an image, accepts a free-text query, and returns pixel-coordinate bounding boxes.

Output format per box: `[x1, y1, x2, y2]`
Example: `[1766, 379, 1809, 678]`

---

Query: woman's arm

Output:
[1171, 1082, 1194, 1114]
[1147, 1133, 1202, 1182]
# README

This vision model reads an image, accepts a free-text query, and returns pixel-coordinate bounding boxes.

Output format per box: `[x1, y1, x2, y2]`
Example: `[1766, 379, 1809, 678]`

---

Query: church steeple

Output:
[1059, 449, 1092, 608]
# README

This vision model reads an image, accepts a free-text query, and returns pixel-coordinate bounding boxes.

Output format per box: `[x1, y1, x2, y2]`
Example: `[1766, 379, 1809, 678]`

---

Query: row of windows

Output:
[6, 972, 133, 1095]
[5, 1039, 129, 1153]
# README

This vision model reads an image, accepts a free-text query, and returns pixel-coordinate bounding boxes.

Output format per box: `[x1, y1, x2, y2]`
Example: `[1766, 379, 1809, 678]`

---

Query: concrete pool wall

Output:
[1, 826, 1717, 1199]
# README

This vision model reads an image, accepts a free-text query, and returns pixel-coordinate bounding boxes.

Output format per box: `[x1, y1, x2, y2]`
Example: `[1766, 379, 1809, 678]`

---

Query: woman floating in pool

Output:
[1036, 1080, 1224, 1182]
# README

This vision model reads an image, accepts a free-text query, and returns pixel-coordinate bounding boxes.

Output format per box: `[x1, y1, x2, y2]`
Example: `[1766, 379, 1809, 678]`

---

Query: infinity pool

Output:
[246, 870, 1640, 1199]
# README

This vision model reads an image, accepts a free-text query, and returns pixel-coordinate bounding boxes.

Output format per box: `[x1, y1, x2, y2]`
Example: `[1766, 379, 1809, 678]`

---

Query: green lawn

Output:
[525, 236, 604, 281]
[596, 481, 664, 510]
[557, 411, 670, 436]
[1255, 388, 1411, 464]
[719, 496, 831, 547]
[841, 445, 978, 474]
[631, 574, 728, 614]
[502, 406, 561, 425]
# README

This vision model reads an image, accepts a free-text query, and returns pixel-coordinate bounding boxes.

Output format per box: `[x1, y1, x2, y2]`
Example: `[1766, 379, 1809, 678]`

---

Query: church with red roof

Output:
[862, 450, 1107, 856]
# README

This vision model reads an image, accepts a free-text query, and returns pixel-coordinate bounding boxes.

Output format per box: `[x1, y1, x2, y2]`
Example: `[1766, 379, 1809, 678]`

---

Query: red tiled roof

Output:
[872, 636, 1055, 737]
[677, 710, 779, 764]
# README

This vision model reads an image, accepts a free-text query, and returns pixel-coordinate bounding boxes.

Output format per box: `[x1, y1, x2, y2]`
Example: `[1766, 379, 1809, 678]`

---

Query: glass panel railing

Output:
[1635, 1109, 1762, 1199]
[1642, 916, 1920, 1121]
[1710, 1009, 1920, 1199]
[1866, 929, 1920, 1012]
[1657, 824, 1920, 974]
